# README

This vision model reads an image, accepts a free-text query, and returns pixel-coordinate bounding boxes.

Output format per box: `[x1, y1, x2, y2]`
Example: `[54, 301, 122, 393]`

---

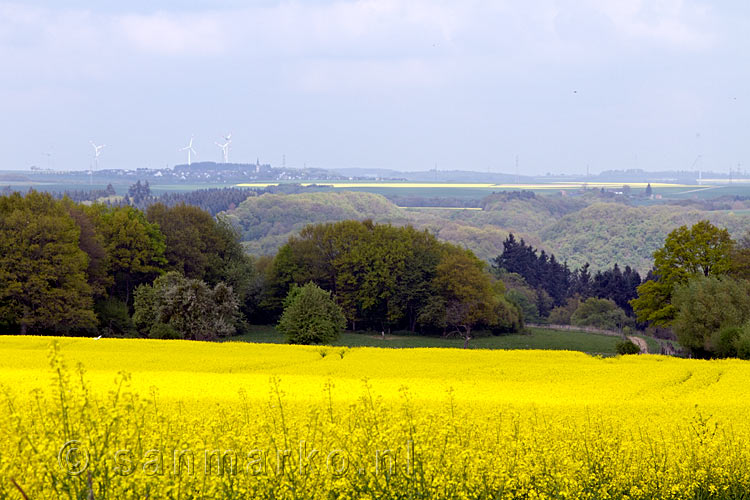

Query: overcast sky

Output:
[1, 0, 748, 175]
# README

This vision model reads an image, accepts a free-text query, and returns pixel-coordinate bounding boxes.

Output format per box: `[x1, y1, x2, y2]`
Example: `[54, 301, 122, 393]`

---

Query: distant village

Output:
[23, 161, 399, 184]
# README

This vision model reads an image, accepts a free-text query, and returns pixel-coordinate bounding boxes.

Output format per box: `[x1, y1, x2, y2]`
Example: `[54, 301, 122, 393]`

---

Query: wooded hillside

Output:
[224, 191, 750, 273]
[543, 203, 750, 272]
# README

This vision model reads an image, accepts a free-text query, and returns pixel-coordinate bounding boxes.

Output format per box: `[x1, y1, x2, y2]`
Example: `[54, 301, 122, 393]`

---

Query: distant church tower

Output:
[255, 158, 260, 174]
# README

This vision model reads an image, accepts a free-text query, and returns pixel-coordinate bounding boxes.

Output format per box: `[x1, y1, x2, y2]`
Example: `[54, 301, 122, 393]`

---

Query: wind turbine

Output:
[179, 137, 197, 166]
[215, 132, 232, 163]
[90, 141, 106, 185]
[90, 141, 106, 169]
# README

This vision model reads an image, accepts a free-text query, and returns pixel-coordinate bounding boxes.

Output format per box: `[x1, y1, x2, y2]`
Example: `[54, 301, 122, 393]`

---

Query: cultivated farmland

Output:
[1, 337, 749, 499]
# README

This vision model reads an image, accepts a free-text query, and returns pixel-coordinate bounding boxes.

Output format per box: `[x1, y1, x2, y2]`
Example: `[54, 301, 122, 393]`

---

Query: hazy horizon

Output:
[1, 1, 748, 175]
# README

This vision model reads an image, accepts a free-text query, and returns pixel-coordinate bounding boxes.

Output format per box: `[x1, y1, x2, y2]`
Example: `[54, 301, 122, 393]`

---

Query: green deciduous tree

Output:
[616, 340, 640, 355]
[711, 326, 743, 358]
[268, 220, 444, 332]
[499, 271, 542, 323]
[87, 205, 167, 305]
[146, 203, 245, 283]
[276, 282, 346, 345]
[133, 272, 240, 340]
[146, 203, 218, 280]
[487, 284, 525, 334]
[268, 220, 525, 337]
[729, 231, 750, 280]
[631, 220, 734, 325]
[146, 203, 261, 323]
[655, 220, 733, 279]
[64, 201, 111, 298]
[672, 276, 750, 357]
[94, 297, 136, 337]
[736, 328, 750, 360]
[548, 297, 582, 325]
[422, 248, 496, 348]
[571, 298, 631, 331]
[0, 192, 96, 334]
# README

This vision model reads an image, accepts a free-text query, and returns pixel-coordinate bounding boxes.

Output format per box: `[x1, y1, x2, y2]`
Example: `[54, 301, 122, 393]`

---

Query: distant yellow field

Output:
[236, 182, 501, 188]
[2, 337, 748, 498]
[236, 181, 696, 189]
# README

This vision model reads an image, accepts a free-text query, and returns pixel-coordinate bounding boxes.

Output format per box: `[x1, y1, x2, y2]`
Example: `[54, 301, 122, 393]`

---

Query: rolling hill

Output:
[223, 191, 750, 272]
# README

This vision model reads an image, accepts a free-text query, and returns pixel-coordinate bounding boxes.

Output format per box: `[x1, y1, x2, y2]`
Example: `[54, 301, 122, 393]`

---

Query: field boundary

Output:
[528, 323, 625, 338]
[528, 324, 685, 355]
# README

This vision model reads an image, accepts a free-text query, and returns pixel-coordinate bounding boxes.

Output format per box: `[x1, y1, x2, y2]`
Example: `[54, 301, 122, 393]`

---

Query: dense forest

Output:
[0, 191, 522, 346]
[5, 186, 750, 357]
[264, 220, 523, 343]
[0, 191, 259, 339]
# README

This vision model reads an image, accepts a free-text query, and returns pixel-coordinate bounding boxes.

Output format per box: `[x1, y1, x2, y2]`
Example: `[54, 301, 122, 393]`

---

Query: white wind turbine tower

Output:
[179, 137, 197, 166]
[90, 141, 106, 185]
[215, 132, 232, 163]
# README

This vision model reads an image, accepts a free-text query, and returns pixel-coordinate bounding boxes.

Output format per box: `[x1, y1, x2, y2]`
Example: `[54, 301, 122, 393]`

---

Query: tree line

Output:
[263, 219, 524, 346]
[0, 191, 259, 339]
[44, 182, 261, 216]
[123, 183, 260, 215]
[629, 220, 750, 358]
[5, 188, 750, 357]
[39, 181, 326, 216]
[0, 191, 523, 346]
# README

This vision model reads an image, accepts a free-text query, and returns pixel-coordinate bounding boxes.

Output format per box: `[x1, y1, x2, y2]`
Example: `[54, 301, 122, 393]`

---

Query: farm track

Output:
[628, 335, 649, 354]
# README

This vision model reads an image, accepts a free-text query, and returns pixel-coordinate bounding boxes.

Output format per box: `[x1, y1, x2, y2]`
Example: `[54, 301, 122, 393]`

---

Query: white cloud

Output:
[0, 1, 717, 80]
[290, 57, 452, 93]
[0, 0, 737, 175]
[116, 11, 228, 56]
[591, 0, 715, 49]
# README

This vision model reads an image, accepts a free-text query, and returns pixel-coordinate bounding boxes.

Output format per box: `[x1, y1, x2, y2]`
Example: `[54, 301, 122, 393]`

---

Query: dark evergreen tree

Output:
[571, 263, 592, 297]
[590, 263, 641, 314]
[494, 236, 641, 318]
[493, 234, 570, 307]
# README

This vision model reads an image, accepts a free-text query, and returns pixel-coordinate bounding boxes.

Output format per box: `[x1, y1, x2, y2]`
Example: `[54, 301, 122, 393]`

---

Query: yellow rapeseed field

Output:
[1, 336, 749, 499]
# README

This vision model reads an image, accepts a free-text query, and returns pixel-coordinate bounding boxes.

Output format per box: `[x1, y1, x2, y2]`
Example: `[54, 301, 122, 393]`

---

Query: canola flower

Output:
[1, 336, 750, 499]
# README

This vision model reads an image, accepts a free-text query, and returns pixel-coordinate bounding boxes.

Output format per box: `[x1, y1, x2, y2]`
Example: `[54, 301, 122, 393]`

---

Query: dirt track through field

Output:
[627, 336, 648, 354]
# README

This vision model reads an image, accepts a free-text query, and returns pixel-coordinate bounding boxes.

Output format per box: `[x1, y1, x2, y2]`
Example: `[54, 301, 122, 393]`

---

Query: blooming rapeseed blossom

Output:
[0, 336, 749, 498]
